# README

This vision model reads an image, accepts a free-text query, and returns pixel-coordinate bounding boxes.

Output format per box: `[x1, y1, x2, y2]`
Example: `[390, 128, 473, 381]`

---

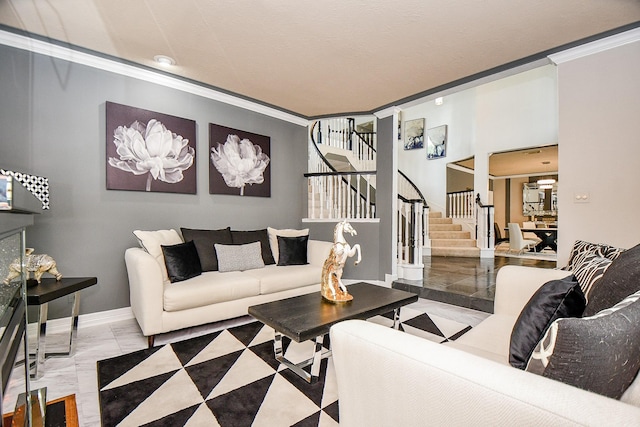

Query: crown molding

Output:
[549, 27, 640, 64]
[0, 30, 310, 127]
[374, 106, 402, 119]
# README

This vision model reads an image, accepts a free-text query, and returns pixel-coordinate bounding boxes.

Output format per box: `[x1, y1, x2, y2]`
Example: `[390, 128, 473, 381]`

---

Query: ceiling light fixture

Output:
[537, 178, 556, 185]
[435, 97, 444, 106]
[153, 55, 176, 66]
[539, 184, 553, 190]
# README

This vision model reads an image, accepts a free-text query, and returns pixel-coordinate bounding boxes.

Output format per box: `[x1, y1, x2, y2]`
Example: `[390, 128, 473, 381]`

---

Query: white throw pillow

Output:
[267, 227, 309, 264]
[133, 229, 183, 282]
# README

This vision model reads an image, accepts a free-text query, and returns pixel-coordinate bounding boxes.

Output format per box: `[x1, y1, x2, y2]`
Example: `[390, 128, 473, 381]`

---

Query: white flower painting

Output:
[209, 124, 271, 197]
[106, 102, 196, 194]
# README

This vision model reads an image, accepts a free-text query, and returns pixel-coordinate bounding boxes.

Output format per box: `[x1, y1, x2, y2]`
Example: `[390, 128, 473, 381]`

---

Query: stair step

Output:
[429, 231, 471, 239]
[431, 239, 477, 247]
[429, 212, 443, 219]
[429, 218, 453, 225]
[429, 224, 461, 232]
[431, 247, 481, 257]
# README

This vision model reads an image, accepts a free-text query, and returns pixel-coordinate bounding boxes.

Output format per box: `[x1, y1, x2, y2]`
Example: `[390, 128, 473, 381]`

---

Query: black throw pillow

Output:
[509, 275, 586, 370]
[583, 242, 640, 316]
[180, 227, 232, 272]
[161, 240, 202, 283]
[231, 229, 276, 265]
[277, 235, 309, 266]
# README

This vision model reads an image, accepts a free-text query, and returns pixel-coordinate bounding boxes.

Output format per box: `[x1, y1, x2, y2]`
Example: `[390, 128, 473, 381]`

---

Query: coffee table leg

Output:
[392, 307, 402, 329]
[273, 332, 330, 383]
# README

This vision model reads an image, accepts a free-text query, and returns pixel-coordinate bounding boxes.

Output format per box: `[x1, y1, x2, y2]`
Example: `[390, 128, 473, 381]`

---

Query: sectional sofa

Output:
[331, 241, 640, 426]
[125, 227, 332, 346]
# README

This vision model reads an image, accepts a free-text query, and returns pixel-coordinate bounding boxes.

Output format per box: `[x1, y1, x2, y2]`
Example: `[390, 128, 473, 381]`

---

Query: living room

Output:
[1, 3, 639, 425]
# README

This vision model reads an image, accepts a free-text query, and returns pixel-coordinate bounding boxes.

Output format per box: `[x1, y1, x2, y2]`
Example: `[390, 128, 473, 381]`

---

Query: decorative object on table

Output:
[106, 101, 196, 194]
[209, 123, 271, 197]
[404, 118, 424, 150]
[427, 124, 448, 159]
[321, 220, 361, 303]
[3, 248, 62, 285]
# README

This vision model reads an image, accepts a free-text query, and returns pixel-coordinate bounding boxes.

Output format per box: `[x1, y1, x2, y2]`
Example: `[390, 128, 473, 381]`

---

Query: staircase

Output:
[429, 212, 480, 257]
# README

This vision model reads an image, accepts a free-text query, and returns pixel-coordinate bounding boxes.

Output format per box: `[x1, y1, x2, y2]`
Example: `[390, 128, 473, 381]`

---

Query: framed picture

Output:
[404, 118, 424, 150]
[209, 123, 271, 197]
[427, 125, 448, 159]
[106, 102, 196, 193]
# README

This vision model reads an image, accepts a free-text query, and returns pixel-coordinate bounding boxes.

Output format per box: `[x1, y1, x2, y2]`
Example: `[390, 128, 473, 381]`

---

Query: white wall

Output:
[556, 39, 640, 265]
[398, 64, 558, 212]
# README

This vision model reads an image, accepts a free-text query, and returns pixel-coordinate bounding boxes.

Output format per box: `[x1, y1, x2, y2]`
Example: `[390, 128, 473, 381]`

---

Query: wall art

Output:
[427, 124, 448, 159]
[404, 118, 424, 150]
[209, 123, 271, 197]
[106, 101, 196, 193]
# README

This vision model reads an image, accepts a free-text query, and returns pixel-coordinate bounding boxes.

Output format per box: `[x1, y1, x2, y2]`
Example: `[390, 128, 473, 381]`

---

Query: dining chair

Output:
[508, 223, 538, 254]
[522, 221, 542, 243]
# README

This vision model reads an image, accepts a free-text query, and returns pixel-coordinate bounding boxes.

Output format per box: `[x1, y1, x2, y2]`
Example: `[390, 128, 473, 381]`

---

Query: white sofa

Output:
[330, 265, 640, 426]
[125, 239, 332, 346]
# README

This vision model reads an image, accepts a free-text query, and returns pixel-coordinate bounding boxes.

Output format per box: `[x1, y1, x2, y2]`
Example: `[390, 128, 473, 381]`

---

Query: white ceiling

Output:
[0, 1, 639, 118]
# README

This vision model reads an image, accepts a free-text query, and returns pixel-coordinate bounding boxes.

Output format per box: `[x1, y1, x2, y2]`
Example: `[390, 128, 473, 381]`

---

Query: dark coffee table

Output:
[248, 282, 418, 382]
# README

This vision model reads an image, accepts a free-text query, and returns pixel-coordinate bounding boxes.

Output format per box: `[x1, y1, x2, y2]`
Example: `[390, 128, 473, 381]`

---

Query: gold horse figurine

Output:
[321, 220, 362, 303]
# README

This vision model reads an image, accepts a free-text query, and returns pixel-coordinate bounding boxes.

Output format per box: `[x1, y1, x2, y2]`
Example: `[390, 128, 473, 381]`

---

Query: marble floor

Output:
[393, 253, 557, 313]
[1, 266, 503, 426]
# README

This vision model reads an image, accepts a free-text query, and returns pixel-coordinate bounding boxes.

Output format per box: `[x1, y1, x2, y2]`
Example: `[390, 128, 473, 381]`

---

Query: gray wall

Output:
[376, 116, 394, 280]
[0, 44, 315, 318]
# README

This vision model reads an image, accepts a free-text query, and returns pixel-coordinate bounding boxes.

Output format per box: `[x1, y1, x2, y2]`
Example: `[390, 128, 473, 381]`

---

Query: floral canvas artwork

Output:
[427, 124, 448, 159]
[106, 102, 196, 193]
[404, 118, 424, 150]
[209, 124, 271, 197]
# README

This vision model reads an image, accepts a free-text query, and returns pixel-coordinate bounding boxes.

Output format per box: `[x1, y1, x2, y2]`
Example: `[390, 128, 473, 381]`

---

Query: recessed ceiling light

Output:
[153, 55, 175, 66]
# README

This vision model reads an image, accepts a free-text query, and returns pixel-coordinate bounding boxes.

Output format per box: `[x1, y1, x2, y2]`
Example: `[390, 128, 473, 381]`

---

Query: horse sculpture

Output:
[321, 220, 362, 303]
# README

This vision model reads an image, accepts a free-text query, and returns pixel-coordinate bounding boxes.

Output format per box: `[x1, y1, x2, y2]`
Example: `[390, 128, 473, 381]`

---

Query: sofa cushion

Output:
[231, 229, 275, 265]
[277, 235, 308, 266]
[163, 271, 261, 312]
[180, 227, 232, 272]
[161, 241, 202, 283]
[583, 243, 640, 316]
[509, 276, 585, 370]
[215, 242, 265, 272]
[527, 289, 640, 399]
[571, 253, 613, 301]
[564, 240, 625, 271]
[245, 264, 322, 294]
[449, 314, 517, 364]
[267, 227, 309, 265]
[133, 229, 183, 283]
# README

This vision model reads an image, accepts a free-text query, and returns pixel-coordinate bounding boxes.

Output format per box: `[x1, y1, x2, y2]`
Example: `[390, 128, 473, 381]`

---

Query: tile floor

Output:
[2, 255, 544, 426]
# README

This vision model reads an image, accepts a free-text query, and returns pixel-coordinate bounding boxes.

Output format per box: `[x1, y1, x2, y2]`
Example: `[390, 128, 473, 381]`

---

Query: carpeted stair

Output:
[429, 212, 480, 257]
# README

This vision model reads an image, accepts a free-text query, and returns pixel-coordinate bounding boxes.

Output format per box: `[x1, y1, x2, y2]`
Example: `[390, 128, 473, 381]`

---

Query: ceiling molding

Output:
[549, 27, 640, 64]
[0, 29, 310, 127]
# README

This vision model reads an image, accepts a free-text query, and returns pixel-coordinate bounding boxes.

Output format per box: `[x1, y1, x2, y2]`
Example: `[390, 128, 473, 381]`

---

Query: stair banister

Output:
[475, 193, 495, 250]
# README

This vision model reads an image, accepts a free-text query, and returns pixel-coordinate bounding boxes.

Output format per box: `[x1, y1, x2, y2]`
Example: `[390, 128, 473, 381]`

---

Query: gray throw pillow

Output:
[526, 289, 640, 399]
[214, 242, 265, 272]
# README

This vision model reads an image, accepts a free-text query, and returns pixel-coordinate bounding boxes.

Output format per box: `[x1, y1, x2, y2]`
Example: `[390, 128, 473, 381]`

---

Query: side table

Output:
[26, 277, 97, 379]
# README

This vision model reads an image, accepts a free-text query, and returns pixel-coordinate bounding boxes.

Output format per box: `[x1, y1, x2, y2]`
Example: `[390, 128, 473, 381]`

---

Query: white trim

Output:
[549, 27, 640, 64]
[302, 218, 380, 223]
[43, 307, 135, 334]
[374, 106, 401, 119]
[0, 30, 310, 127]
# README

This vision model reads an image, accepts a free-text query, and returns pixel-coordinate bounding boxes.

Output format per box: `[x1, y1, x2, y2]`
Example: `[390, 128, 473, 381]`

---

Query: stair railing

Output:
[447, 190, 475, 219]
[475, 193, 495, 249]
[305, 171, 376, 220]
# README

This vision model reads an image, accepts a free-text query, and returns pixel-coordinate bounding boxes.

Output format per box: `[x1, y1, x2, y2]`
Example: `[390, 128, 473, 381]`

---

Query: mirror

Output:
[523, 182, 557, 218]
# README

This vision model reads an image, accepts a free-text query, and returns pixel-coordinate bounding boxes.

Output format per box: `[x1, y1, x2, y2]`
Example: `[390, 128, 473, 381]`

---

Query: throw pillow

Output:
[277, 235, 309, 266]
[230, 229, 275, 265]
[180, 227, 232, 272]
[583, 242, 640, 316]
[161, 241, 202, 283]
[267, 227, 309, 264]
[215, 241, 265, 272]
[526, 289, 640, 400]
[133, 229, 183, 283]
[563, 240, 599, 271]
[570, 253, 613, 302]
[509, 276, 586, 370]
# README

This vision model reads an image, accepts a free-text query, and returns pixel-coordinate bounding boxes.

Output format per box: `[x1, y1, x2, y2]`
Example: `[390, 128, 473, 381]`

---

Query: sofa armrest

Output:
[125, 247, 165, 337]
[330, 320, 640, 427]
[494, 266, 572, 317]
[307, 240, 332, 267]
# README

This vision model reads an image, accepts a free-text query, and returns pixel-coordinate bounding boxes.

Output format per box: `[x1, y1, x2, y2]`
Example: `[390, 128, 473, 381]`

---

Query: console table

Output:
[26, 277, 97, 379]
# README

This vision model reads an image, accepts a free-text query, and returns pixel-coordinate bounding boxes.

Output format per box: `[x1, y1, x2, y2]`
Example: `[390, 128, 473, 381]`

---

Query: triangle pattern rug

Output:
[97, 307, 472, 427]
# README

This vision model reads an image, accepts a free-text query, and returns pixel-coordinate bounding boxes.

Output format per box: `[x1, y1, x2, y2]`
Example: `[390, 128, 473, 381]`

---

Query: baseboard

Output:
[41, 307, 135, 334]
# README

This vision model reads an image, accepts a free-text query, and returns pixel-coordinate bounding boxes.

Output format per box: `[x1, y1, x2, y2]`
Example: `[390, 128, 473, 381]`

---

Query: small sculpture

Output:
[3, 248, 63, 285]
[321, 220, 362, 303]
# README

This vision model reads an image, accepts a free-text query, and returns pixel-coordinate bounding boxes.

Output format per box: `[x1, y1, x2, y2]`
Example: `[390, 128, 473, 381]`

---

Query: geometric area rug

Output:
[97, 307, 472, 427]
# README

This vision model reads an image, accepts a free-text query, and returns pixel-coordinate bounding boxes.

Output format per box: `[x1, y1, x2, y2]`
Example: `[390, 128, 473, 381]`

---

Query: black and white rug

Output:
[97, 307, 472, 426]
